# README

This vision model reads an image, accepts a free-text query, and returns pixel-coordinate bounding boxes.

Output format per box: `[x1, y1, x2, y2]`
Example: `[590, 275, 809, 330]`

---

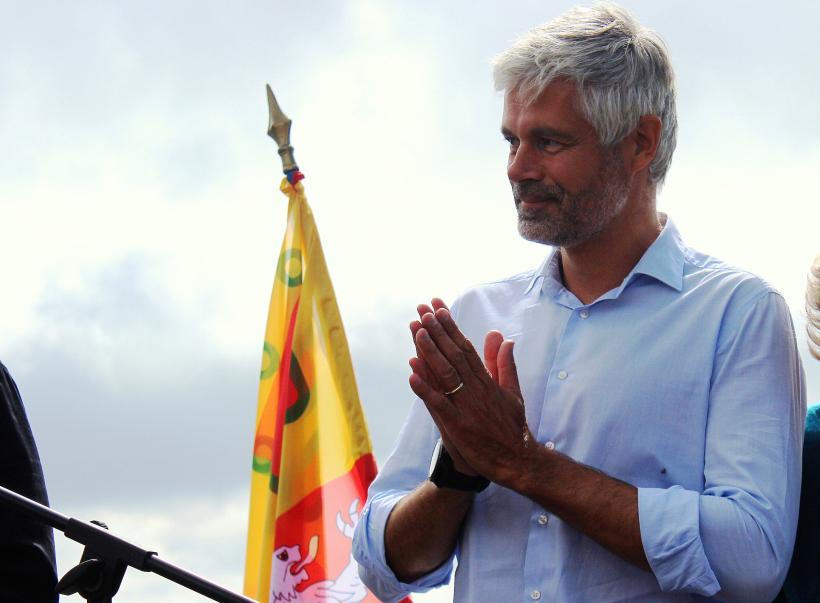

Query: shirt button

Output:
[545, 441, 555, 451]
[579, 309, 590, 319]
[557, 370, 568, 380]
[530, 590, 541, 600]
[537, 513, 549, 526]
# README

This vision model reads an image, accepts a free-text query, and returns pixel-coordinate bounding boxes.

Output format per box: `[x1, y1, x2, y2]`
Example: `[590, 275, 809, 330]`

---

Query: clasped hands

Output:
[409, 298, 536, 489]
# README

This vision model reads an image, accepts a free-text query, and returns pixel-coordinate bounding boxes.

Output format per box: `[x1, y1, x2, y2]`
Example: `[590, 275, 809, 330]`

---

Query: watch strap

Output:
[429, 444, 490, 492]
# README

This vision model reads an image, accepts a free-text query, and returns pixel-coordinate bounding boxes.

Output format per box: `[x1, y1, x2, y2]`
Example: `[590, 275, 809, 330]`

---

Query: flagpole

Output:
[266, 85, 298, 175]
[244, 85, 382, 602]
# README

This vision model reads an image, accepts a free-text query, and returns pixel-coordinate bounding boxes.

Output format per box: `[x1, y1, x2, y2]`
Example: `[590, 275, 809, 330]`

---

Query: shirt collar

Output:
[629, 214, 685, 292]
[525, 249, 561, 298]
[525, 213, 686, 301]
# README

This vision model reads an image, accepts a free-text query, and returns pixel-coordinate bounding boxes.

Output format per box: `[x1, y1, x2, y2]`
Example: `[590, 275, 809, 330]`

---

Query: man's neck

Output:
[559, 204, 663, 305]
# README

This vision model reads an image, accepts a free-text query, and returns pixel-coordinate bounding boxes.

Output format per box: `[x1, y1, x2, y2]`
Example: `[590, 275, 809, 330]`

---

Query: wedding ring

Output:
[444, 382, 464, 396]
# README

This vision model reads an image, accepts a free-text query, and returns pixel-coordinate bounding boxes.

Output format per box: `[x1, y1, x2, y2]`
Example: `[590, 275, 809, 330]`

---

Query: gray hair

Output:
[492, 2, 677, 184]
[808, 255, 820, 360]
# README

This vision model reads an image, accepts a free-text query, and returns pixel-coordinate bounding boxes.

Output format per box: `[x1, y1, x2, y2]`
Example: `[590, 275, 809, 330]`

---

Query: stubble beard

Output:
[513, 151, 630, 248]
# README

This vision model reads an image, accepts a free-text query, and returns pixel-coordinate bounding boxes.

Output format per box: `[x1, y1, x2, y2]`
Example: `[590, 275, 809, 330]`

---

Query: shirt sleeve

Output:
[353, 397, 455, 601]
[638, 291, 805, 602]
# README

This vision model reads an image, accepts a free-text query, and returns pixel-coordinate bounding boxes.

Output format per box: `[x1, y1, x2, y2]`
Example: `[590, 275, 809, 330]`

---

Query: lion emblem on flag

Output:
[270, 499, 367, 603]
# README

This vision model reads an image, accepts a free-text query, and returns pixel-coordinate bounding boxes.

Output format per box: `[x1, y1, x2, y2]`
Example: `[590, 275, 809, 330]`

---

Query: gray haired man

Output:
[353, 4, 805, 602]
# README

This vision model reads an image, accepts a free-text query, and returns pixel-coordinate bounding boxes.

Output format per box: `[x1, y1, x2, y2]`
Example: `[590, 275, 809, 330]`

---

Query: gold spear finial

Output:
[266, 84, 298, 174]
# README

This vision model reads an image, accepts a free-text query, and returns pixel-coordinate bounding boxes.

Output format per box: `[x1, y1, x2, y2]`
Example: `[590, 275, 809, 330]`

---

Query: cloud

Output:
[7, 256, 427, 511]
[10, 257, 259, 508]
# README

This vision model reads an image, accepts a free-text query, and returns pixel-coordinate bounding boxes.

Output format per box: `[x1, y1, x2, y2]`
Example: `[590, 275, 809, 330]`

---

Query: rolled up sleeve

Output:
[352, 398, 453, 601]
[354, 489, 455, 602]
[639, 486, 720, 595]
[639, 291, 805, 602]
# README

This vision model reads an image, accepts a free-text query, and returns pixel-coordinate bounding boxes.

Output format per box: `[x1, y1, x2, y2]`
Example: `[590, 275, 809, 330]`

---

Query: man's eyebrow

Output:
[530, 126, 574, 140]
[500, 125, 576, 141]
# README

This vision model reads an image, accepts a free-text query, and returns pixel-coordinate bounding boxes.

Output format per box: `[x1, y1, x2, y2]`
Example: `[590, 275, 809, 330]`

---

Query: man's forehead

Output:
[501, 80, 589, 132]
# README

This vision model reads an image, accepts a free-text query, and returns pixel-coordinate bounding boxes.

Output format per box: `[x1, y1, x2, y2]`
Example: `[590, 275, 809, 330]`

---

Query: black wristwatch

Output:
[428, 440, 490, 492]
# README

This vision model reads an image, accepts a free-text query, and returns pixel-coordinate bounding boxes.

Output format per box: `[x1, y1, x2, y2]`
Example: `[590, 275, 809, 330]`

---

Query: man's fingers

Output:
[418, 298, 449, 321]
[411, 320, 444, 389]
[432, 309, 470, 352]
[415, 300, 481, 391]
[417, 304, 434, 319]
[415, 327, 464, 390]
[484, 331, 504, 383]
[409, 355, 446, 393]
[497, 339, 523, 399]
[419, 313, 477, 388]
[433, 308, 490, 378]
[408, 372, 459, 423]
[430, 298, 450, 312]
[417, 305, 461, 387]
[420, 298, 449, 315]
[409, 356, 428, 380]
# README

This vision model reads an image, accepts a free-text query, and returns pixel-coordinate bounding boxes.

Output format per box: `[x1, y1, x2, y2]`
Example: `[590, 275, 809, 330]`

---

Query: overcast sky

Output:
[1, 1, 818, 601]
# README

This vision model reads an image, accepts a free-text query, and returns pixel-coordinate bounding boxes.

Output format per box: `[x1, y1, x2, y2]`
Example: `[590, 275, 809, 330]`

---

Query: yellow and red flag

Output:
[244, 175, 379, 603]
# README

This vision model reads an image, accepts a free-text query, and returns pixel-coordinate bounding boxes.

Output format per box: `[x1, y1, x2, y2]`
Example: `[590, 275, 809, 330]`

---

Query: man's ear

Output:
[624, 115, 662, 177]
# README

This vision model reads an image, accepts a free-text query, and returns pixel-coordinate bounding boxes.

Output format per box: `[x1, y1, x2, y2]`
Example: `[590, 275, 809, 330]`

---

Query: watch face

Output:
[428, 439, 443, 479]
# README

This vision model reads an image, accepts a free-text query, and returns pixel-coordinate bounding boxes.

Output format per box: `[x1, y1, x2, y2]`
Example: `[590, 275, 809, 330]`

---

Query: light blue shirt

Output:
[353, 218, 806, 603]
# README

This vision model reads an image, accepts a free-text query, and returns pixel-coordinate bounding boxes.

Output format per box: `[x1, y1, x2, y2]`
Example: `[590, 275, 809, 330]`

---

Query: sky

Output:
[1, 1, 818, 601]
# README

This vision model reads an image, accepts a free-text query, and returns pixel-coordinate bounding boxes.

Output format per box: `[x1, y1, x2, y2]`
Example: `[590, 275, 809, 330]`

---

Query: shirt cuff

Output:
[638, 486, 720, 596]
[353, 490, 455, 602]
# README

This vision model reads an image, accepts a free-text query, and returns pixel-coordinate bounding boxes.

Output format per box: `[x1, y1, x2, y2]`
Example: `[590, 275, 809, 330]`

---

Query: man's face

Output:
[502, 80, 630, 247]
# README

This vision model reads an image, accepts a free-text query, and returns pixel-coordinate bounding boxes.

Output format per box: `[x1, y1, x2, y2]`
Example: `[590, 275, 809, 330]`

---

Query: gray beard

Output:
[513, 151, 630, 248]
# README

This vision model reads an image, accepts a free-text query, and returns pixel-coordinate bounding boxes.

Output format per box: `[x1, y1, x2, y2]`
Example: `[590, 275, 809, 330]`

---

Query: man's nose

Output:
[507, 144, 544, 183]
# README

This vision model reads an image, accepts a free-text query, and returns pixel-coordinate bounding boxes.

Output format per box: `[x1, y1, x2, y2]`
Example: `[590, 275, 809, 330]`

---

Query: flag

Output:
[244, 174, 379, 602]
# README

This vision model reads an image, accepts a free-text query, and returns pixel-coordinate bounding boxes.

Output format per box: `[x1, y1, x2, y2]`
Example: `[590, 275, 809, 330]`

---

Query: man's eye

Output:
[504, 136, 519, 149]
[538, 138, 561, 150]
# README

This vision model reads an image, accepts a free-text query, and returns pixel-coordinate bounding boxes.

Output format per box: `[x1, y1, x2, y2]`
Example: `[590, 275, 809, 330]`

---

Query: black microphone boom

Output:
[0, 484, 256, 603]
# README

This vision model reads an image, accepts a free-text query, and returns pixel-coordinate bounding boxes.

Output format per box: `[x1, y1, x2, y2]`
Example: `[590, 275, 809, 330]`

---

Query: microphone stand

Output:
[0, 485, 257, 603]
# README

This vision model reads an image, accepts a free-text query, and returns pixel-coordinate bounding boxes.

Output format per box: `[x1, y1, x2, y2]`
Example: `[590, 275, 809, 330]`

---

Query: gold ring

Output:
[444, 382, 464, 396]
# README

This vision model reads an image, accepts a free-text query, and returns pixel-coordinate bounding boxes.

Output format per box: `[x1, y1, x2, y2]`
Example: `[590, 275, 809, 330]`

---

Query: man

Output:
[0, 361, 58, 602]
[353, 4, 805, 602]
